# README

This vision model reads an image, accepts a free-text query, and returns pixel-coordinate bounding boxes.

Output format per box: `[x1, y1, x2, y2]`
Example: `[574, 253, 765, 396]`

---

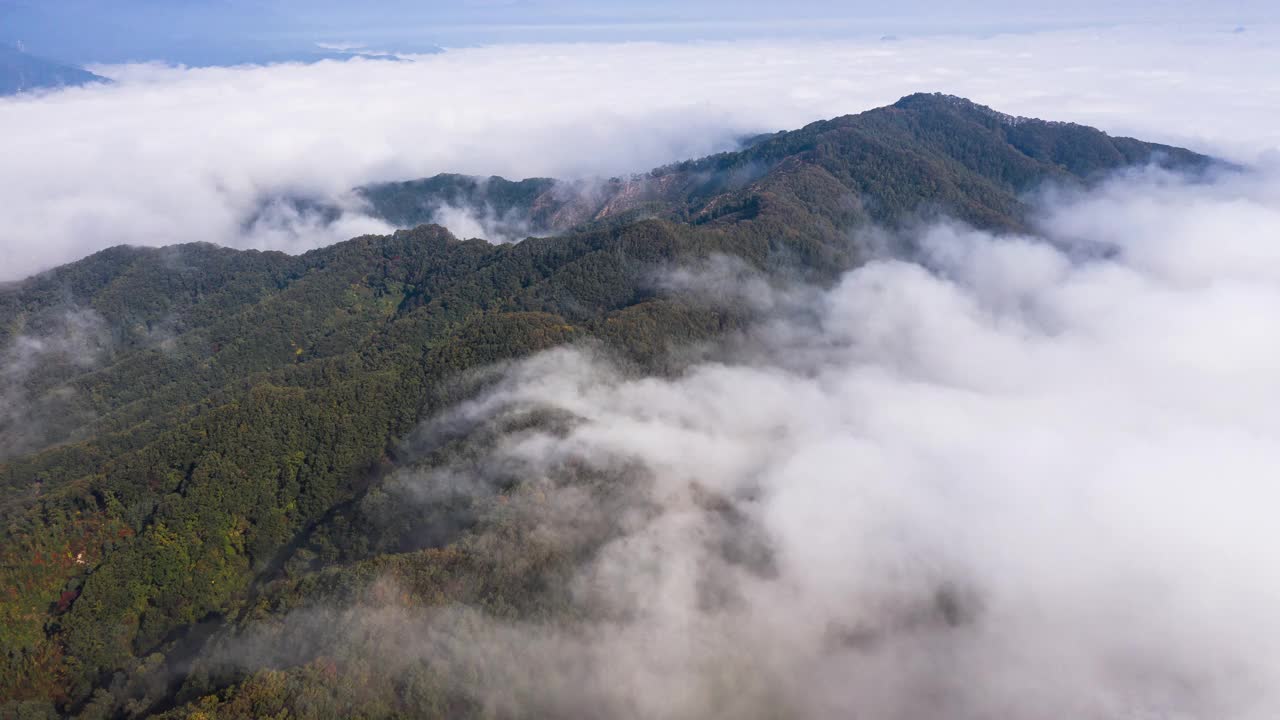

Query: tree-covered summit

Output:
[354, 92, 1213, 238]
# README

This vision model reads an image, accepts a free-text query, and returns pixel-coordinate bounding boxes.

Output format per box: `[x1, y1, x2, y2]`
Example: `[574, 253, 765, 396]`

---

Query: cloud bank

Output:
[0, 25, 1277, 280]
[333, 165, 1278, 719]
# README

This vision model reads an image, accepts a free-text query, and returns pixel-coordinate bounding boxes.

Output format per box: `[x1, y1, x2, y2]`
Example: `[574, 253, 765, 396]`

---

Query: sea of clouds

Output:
[4, 22, 1280, 718]
[0, 25, 1276, 280]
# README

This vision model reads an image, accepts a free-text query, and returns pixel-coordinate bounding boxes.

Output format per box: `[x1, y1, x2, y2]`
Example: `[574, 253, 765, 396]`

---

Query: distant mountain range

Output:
[0, 95, 1218, 718]
[0, 44, 108, 96]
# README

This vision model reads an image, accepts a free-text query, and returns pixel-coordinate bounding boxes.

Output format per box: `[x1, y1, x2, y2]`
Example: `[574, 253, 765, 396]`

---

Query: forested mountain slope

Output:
[0, 95, 1214, 719]
[356, 93, 1210, 236]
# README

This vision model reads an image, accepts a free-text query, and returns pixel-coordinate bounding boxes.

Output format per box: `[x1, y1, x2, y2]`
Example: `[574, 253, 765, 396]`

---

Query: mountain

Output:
[0, 45, 108, 96]
[0, 96, 1214, 718]
[355, 93, 1211, 237]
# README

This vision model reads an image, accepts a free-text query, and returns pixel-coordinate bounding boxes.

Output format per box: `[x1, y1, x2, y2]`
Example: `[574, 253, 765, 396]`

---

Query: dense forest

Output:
[354, 93, 1210, 238]
[0, 94, 1213, 719]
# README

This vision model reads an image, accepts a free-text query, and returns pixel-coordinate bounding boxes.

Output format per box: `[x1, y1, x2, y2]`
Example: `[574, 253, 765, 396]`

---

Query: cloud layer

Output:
[349, 165, 1280, 718]
[0, 25, 1277, 280]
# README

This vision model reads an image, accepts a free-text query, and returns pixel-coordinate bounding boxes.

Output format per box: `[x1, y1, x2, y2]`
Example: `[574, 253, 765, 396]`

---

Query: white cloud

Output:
[428, 201, 535, 244]
[386, 166, 1280, 718]
[0, 25, 1277, 279]
[0, 307, 108, 460]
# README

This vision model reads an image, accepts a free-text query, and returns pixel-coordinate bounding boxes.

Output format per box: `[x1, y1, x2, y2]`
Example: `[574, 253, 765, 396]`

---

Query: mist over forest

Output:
[1, 5, 1278, 719]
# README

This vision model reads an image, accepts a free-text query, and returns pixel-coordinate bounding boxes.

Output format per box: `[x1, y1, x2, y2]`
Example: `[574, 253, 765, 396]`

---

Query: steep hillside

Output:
[0, 96, 1216, 719]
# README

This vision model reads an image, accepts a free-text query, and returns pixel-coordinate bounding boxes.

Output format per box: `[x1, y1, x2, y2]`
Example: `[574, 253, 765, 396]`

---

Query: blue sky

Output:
[2, 0, 1275, 65]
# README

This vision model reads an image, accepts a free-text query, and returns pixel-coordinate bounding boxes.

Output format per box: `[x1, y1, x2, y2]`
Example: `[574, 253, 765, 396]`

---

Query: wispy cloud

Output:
[0, 307, 108, 460]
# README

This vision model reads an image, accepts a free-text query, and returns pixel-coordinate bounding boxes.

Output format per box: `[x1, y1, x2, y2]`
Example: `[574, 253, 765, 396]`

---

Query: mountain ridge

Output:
[0, 44, 108, 96]
[352, 91, 1213, 241]
[0, 95, 1217, 718]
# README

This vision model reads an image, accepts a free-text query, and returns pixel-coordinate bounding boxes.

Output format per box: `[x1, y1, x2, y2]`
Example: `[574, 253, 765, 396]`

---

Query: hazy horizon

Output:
[2, 0, 1277, 66]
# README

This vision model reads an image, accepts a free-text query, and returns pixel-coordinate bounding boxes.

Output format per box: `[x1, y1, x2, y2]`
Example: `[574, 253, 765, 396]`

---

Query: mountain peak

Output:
[0, 44, 108, 96]
[352, 96, 1213, 244]
[893, 92, 1050, 127]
